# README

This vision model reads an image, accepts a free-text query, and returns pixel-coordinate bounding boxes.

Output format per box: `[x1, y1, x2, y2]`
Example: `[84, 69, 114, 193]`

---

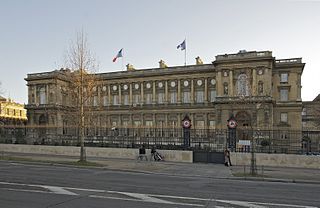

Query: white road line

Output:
[0, 181, 317, 208]
[41, 185, 78, 196]
[89, 194, 204, 207]
[109, 191, 175, 204]
[217, 200, 268, 208]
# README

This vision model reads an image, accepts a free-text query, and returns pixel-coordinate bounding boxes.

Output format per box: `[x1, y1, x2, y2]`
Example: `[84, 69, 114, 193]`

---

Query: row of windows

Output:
[90, 90, 217, 106]
[0, 108, 24, 117]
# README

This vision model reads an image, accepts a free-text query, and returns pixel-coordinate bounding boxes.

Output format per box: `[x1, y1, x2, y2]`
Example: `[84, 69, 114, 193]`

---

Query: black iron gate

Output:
[193, 150, 224, 164]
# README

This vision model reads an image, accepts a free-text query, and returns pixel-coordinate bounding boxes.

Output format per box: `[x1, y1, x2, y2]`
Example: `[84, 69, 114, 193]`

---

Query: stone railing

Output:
[275, 58, 302, 64]
[215, 96, 273, 103]
[215, 51, 272, 61]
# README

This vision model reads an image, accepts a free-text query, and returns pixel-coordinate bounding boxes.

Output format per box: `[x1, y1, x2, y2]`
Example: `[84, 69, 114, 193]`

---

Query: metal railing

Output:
[0, 125, 319, 154]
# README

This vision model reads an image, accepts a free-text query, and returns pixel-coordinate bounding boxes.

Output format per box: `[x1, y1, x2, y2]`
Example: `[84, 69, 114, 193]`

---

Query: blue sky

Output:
[1, 0, 320, 103]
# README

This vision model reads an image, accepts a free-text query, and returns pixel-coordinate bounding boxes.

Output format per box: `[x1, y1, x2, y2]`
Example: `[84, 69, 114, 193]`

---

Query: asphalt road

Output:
[0, 161, 319, 208]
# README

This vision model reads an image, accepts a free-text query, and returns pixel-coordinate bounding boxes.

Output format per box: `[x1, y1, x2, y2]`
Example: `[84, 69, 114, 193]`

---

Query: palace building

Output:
[0, 96, 27, 125]
[25, 50, 305, 149]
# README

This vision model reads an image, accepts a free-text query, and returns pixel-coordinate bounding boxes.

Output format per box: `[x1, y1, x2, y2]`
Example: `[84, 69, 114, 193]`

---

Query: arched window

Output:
[223, 83, 228, 96]
[258, 81, 264, 95]
[39, 87, 46, 104]
[237, 74, 249, 97]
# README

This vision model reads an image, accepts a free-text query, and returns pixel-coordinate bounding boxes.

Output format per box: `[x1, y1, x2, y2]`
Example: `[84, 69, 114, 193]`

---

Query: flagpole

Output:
[184, 38, 187, 66]
[122, 48, 124, 71]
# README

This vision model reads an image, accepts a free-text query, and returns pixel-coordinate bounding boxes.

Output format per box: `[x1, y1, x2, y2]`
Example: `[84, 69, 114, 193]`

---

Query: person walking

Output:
[227, 148, 232, 166]
[224, 149, 229, 166]
[151, 146, 156, 161]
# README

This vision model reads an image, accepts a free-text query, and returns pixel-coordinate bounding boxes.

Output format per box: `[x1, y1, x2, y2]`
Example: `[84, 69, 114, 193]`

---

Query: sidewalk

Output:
[1, 152, 320, 184]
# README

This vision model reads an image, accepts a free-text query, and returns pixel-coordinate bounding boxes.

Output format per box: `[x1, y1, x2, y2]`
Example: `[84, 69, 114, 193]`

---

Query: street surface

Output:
[0, 161, 319, 208]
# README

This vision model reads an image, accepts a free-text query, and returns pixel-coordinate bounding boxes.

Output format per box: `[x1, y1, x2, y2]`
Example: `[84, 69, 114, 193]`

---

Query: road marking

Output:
[42, 185, 78, 196]
[109, 191, 174, 204]
[89, 194, 203, 207]
[0, 181, 317, 208]
[217, 200, 268, 208]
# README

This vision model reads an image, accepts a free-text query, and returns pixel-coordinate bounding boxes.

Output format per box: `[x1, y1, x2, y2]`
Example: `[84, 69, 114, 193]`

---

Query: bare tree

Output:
[65, 31, 98, 162]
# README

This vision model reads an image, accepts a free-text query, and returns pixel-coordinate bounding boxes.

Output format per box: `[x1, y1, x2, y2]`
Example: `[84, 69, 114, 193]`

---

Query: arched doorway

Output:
[38, 114, 47, 138]
[235, 111, 251, 141]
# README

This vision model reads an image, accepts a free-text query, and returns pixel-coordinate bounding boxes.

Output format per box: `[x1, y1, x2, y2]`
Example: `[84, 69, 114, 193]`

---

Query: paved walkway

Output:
[1, 152, 320, 184]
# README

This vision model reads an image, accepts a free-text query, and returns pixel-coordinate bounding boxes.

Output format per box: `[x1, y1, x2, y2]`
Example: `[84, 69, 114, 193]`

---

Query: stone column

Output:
[177, 80, 181, 103]
[229, 70, 233, 97]
[252, 69, 257, 96]
[119, 84, 122, 105]
[108, 85, 111, 106]
[141, 113, 144, 127]
[152, 81, 156, 104]
[204, 79, 208, 102]
[297, 74, 302, 101]
[165, 113, 168, 128]
[129, 114, 133, 128]
[129, 83, 133, 105]
[34, 85, 37, 104]
[46, 84, 49, 104]
[217, 71, 222, 96]
[165, 81, 168, 104]
[140, 83, 144, 104]
[97, 86, 101, 106]
[191, 80, 194, 103]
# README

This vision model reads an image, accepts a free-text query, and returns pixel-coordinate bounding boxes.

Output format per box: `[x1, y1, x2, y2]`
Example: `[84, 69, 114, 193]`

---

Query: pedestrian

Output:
[151, 146, 156, 161]
[138, 145, 147, 161]
[224, 149, 229, 166]
[227, 148, 232, 166]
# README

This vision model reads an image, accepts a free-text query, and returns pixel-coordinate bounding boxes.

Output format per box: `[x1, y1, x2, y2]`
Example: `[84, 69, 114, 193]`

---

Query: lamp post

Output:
[250, 130, 257, 176]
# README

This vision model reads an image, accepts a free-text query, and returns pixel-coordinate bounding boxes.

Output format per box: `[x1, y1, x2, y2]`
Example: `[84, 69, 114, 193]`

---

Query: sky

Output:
[0, 0, 320, 104]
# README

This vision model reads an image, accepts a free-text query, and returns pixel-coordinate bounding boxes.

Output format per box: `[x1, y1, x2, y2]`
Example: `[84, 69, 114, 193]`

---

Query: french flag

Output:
[112, 48, 123, 62]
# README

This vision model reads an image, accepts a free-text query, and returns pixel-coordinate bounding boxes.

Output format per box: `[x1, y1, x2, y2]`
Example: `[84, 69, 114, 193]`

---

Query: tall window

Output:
[123, 94, 129, 105]
[196, 90, 204, 103]
[237, 74, 249, 96]
[145, 93, 152, 104]
[133, 94, 140, 104]
[113, 95, 119, 105]
[183, 91, 190, 103]
[93, 96, 98, 106]
[134, 121, 141, 127]
[209, 120, 216, 129]
[280, 73, 288, 83]
[103, 95, 108, 106]
[145, 121, 153, 127]
[158, 92, 165, 104]
[280, 89, 288, 101]
[39, 87, 46, 104]
[170, 91, 177, 104]
[280, 112, 288, 123]
[223, 83, 228, 96]
[210, 89, 216, 102]
[258, 81, 264, 95]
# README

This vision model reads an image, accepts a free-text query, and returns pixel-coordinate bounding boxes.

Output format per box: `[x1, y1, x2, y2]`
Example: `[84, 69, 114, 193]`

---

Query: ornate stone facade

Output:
[25, 50, 305, 139]
[0, 96, 27, 125]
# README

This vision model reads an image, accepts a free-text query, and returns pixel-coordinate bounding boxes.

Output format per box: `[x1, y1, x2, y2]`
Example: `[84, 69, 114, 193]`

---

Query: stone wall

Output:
[0, 144, 193, 163]
[231, 152, 320, 169]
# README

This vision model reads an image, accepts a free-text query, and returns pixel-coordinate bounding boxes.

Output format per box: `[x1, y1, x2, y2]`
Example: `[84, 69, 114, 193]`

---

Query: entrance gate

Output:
[193, 151, 224, 163]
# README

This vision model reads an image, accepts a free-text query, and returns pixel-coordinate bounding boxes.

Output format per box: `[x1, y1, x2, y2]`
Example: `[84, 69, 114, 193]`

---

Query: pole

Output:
[122, 48, 124, 71]
[184, 38, 187, 66]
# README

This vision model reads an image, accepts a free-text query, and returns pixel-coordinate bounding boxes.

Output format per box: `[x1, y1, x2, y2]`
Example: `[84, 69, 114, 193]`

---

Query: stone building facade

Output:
[25, 50, 305, 144]
[0, 96, 27, 125]
[302, 94, 320, 153]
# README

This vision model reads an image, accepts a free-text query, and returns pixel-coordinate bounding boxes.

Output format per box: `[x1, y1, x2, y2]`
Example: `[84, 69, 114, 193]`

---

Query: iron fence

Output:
[0, 125, 319, 154]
